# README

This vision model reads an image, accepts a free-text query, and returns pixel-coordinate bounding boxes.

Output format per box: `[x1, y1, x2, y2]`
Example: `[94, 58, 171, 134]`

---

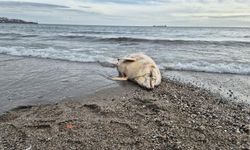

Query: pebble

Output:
[240, 124, 250, 134]
[199, 125, 206, 131]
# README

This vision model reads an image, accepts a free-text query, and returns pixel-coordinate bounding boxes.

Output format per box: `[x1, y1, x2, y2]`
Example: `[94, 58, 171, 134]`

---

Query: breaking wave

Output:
[99, 37, 250, 46]
[0, 46, 116, 67]
[164, 61, 250, 75]
[1, 46, 249, 75]
[1, 31, 250, 47]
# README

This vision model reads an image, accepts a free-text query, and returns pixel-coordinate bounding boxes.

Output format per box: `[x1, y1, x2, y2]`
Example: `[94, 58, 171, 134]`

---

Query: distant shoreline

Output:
[0, 17, 38, 24]
[1, 22, 250, 28]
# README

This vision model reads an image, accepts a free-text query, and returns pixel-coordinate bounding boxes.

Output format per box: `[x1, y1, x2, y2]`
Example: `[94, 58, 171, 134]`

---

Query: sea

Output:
[1, 24, 250, 74]
[0, 24, 250, 113]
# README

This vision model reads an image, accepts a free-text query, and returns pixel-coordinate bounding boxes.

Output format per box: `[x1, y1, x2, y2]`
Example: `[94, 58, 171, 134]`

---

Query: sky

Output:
[0, 0, 250, 27]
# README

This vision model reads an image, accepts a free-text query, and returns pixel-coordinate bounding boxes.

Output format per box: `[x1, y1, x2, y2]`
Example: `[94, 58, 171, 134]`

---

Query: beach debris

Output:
[83, 104, 101, 112]
[112, 53, 161, 89]
[66, 123, 73, 129]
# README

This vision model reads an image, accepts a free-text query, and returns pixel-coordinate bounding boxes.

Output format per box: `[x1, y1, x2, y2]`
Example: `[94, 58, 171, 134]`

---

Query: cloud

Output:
[0, 0, 250, 26]
[0, 1, 68, 8]
[85, 0, 148, 4]
[84, 0, 166, 4]
[194, 14, 250, 19]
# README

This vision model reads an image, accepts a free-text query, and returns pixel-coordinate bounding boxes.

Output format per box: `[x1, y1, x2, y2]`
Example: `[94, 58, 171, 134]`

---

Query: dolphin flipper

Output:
[111, 77, 128, 81]
[119, 57, 136, 62]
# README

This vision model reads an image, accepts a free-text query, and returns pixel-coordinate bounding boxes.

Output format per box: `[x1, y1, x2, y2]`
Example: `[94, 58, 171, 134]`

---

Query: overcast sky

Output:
[0, 0, 250, 27]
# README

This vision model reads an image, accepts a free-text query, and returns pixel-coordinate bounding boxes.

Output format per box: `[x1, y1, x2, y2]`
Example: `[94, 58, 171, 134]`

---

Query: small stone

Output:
[199, 134, 206, 141]
[235, 128, 241, 134]
[191, 114, 197, 118]
[199, 125, 206, 131]
[240, 124, 250, 134]
[217, 126, 223, 129]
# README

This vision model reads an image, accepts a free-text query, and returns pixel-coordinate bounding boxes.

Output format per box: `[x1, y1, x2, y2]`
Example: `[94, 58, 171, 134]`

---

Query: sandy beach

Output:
[0, 77, 249, 149]
[1, 2, 250, 149]
[0, 54, 250, 149]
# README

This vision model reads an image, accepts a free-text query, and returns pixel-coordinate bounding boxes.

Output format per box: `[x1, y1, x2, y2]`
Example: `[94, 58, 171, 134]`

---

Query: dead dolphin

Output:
[112, 53, 161, 89]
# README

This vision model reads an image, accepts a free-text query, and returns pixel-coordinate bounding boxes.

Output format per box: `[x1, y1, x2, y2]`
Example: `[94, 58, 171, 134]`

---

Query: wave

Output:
[21, 35, 38, 38]
[71, 31, 113, 34]
[1, 31, 250, 46]
[0, 32, 20, 36]
[54, 35, 250, 46]
[1, 46, 249, 75]
[55, 35, 98, 40]
[35, 35, 98, 42]
[0, 46, 116, 67]
[0, 32, 38, 38]
[163, 61, 250, 75]
[99, 37, 250, 46]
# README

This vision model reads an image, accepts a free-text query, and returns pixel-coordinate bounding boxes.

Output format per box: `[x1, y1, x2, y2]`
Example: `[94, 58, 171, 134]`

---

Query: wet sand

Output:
[0, 79, 249, 149]
[0, 54, 118, 114]
[164, 71, 250, 104]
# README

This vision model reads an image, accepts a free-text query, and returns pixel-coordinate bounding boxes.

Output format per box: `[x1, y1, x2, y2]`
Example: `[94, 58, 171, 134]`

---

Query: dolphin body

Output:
[112, 53, 161, 89]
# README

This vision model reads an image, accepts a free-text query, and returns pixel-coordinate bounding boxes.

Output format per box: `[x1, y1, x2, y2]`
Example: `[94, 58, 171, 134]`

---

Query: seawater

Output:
[0, 24, 250, 75]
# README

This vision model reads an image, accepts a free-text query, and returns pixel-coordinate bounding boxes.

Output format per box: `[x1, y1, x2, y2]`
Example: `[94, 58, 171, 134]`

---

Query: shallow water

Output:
[0, 54, 118, 113]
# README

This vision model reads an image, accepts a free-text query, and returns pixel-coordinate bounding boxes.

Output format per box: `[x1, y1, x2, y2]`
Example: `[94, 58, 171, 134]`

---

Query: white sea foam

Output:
[1, 46, 250, 75]
[163, 61, 250, 75]
[0, 46, 115, 67]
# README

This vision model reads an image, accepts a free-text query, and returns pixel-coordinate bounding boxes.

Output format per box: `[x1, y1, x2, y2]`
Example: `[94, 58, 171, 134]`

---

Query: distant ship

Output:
[0, 17, 38, 24]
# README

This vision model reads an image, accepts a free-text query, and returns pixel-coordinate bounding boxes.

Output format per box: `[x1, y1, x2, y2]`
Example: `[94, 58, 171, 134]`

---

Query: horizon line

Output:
[18, 23, 250, 28]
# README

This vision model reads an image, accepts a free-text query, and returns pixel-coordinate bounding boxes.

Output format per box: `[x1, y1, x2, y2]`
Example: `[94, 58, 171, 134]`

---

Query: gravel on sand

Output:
[0, 79, 249, 150]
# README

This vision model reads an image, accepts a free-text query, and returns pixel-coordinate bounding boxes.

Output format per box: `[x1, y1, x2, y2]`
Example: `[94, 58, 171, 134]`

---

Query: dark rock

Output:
[0, 17, 38, 24]
[240, 124, 250, 134]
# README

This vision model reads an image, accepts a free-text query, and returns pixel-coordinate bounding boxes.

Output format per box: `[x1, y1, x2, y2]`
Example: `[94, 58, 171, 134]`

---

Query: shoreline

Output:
[0, 78, 249, 149]
[164, 70, 250, 104]
[0, 54, 119, 114]
[0, 54, 250, 114]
